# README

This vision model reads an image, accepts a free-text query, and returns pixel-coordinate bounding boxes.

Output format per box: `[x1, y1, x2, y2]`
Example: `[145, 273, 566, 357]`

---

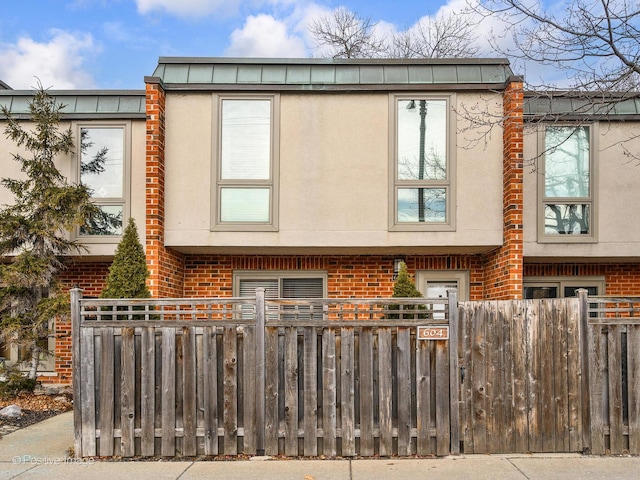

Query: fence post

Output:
[70, 287, 83, 457]
[255, 288, 266, 455]
[577, 288, 592, 454]
[448, 289, 460, 454]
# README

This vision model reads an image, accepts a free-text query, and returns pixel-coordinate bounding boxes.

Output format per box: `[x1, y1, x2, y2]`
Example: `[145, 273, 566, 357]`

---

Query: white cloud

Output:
[135, 0, 241, 18]
[0, 30, 97, 90]
[225, 14, 307, 57]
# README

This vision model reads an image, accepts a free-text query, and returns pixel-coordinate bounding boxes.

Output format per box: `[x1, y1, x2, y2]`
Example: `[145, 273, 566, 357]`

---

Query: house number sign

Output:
[417, 325, 449, 340]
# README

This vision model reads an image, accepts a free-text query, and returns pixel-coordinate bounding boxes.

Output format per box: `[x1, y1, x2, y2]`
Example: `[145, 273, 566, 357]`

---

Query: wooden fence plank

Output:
[80, 326, 96, 457]
[264, 327, 279, 456]
[435, 339, 450, 456]
[397, 327, 411, 456]
[485, 301, 499, 453]
[120, 327, 136, 457]
[578, 290, 592, 452]
[377, 328, 393, 456]
[358, 327, 374, 457]
[416, 336, 431, 456]
[223, 326, 238, 455]
[471, 303, 487, 453]
[304, 327, 318, 456]
[203, 326, 218, 456]
[284, 327, 298, 456]
[340, 328, 355, 457]
[498, 301, 514, 453]
[161, 328, 176, 456]
[526, 300, 542, 453]
[589, 324, 606, 455]
[182, 327, 197, 456]
[539, 300, 555, 452]
[322, 329, 337, 457]
[243, 324, 257, 454]
[628, 325, 640, 454]
[607, 325, 624, 454]
[174, 328, 184, 455]
[510, 301, 528, 453]
[553, 300, 569, 452]
[71, 290, 83, 457]
[448, 292, 460, 455]
[140, 327, 155, 456]
[566, 299, 583, 452]
[99, 328, 114, 456]
[459, 303, 474, 453]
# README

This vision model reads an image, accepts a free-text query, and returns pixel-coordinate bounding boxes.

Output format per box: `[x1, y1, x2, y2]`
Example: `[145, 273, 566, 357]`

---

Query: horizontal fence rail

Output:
[586, 297, 640, 325]
[72, 289, 459, 458]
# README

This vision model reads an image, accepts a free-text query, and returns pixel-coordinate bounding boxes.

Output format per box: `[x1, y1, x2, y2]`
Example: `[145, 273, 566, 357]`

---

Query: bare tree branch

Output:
[390, 11, 481, 58]
[308, 8, 388, 59]
[474, 0, 640, 92]
[309, 7, 481, 59]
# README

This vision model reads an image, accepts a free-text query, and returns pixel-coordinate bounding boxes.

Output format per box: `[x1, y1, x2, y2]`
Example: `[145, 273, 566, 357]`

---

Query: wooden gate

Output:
[457, 298, 586, 453]
[457, 293, 640, 455]
[71, 289, 460, 458]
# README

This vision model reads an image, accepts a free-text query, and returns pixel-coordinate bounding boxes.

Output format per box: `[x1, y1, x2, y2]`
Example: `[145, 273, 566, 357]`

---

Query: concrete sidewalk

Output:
[2, 412, 639, 479]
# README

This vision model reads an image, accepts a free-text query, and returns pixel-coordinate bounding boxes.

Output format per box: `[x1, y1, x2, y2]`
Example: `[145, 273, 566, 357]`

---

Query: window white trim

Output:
[212, 94, 280, 232]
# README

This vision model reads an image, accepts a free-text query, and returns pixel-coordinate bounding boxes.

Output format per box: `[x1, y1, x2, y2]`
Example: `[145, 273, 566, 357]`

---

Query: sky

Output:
[0, 0, 542, 91]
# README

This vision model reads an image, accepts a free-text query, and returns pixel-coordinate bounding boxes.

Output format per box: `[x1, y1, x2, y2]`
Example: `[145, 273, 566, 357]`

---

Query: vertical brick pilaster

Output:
[483, 76, 524, 299]
[145, 77, 184, 297]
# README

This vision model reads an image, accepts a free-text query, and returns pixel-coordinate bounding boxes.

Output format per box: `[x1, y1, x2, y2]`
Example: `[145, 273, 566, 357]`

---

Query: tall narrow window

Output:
[214, 96, 279, 230]
[390, 95, 454, 230]
[541, 125, 594, 240]
[79, 126, 126, 236]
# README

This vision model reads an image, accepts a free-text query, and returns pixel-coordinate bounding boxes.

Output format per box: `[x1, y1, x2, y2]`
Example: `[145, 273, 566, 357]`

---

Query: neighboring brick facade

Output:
[483, 77, 524, 299]
[144, 77, 185, 298]
[524, 263, 640, 296]
[51, 262, 110, 384]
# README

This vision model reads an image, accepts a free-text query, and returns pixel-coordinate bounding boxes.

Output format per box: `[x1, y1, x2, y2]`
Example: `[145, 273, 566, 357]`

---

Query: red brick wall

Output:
[145, 78, 185, 298]
[524, 263, 640, 296]
[183, 254, 485, 300]
[51, 262, 110, 384]
[483, 77, 524, 299]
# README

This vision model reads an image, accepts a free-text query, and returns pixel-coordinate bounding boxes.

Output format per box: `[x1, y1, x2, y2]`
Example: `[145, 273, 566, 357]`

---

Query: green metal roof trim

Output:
[0, 90, 146, 118]
[152, 57, 516, 89]
[524, 93, 640, 118]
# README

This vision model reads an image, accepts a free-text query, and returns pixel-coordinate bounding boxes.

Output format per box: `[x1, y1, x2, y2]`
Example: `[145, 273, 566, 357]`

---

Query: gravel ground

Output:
[0, 390, 73, 437]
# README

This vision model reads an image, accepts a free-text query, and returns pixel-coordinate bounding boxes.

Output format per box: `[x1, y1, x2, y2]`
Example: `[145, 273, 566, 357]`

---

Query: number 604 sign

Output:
[417, 325, 449, 340]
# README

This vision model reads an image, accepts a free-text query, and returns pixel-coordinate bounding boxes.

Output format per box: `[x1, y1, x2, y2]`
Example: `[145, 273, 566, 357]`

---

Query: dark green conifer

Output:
[100, 218, 150, 299]
[388, 261, 424, 319]
[0, 84, 99, 378]
[392, 261, 423, 298]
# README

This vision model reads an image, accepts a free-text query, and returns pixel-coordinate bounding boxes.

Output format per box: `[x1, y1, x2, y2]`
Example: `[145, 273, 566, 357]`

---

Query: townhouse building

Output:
[1, 57, 638, 383]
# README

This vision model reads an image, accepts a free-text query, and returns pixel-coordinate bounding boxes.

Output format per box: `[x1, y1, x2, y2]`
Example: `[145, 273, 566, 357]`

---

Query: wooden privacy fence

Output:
[457, 292, 640, 456]
[72, 289, 640, 458]
[71, 289, 459, 458]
